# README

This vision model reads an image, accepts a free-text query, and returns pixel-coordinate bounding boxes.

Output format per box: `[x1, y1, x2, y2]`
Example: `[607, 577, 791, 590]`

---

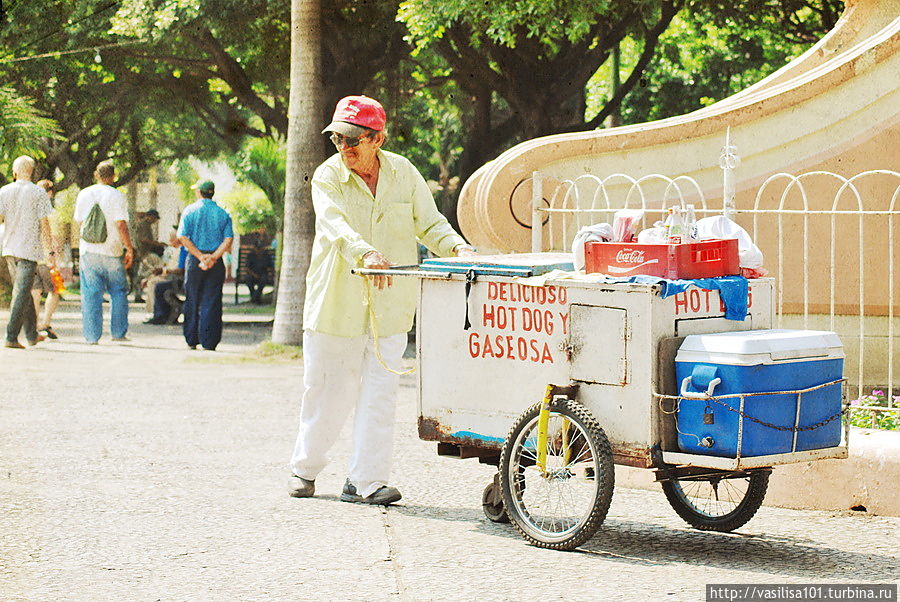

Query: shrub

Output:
[849, 389, 899, 431]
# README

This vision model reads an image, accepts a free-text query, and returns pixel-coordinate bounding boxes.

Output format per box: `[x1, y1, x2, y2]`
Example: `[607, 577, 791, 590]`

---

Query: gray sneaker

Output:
[288, 475, 315, 498]
[340, 479, 402, 506]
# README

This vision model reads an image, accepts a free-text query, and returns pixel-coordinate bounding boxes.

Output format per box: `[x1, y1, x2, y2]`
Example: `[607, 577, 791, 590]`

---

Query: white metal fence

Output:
[529, 168, 900, 425]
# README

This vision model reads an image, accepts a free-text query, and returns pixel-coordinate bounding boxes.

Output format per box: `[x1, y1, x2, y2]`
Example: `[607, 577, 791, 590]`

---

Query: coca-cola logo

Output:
[615, 249, 645, 264]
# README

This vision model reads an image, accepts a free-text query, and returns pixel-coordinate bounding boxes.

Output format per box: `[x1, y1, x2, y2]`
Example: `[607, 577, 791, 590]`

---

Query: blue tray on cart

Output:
[420, 253, 573, 277]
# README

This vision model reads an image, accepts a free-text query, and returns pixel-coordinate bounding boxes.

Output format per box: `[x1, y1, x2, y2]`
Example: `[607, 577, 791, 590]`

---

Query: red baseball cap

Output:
[321, 95, 387, 137]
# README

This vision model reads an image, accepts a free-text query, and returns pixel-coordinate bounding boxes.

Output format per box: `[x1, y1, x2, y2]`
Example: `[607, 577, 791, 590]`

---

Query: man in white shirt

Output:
[0, 156, 54, 349]
[73, 160, 134, 344]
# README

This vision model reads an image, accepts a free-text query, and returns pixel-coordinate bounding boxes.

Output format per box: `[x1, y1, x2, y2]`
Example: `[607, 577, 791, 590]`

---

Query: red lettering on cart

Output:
[520, 308, 555, 335]
[485, 282, 568, 306]
[468, 332, 477, 356]
[481, 304, 520, 330]
[689, 289, 701, 312]
[559, 312, 569, 335]
[467, 332, 554, 364]
[482, 304, 495, 328]
[672, 286, 755, 316]
[517, 337, 528, 360]
[540, 342, 553, 363]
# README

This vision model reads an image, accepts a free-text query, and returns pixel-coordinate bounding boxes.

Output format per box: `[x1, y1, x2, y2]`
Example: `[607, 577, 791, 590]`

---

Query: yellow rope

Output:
[364, 278, 416, 376]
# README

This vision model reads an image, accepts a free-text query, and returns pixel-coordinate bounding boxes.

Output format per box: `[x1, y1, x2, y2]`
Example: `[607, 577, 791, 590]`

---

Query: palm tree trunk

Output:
[272, 0, 322, 345]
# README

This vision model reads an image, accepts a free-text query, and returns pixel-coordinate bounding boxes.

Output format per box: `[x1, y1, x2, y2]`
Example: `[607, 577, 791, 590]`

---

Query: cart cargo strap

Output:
[464, 269, 476, 330]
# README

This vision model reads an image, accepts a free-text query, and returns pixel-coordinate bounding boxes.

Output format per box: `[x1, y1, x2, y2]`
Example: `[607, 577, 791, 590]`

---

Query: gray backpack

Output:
[81, 203, 107, 243]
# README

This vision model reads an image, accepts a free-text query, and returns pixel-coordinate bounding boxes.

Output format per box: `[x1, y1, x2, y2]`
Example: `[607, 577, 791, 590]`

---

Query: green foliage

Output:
[253, 340, 302, 361]
[172, 160, 200, 206]
[110, 0, 204, 39]
[369, 53, 463, 184]
[52, 187, 78, 226]
[0, 0, 843, 213]
[400, 0, 642, 49]
[588, 10, 814, 124]
[227, 136, 286, 223]
[0, 0, 271, 189]
[849, 390, 900, 431]
[219, 181, 276, 235]
[0, 86, 62, 177]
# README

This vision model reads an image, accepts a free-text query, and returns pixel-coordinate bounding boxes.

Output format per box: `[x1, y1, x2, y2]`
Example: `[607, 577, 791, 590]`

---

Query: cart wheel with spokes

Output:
[482, 475, 510, 523]
[500, 398, 614, 550]
[661, 469, 770, 531]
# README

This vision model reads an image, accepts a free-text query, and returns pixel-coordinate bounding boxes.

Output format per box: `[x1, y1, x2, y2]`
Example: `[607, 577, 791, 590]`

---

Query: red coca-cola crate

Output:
[584, 238, 740, 279]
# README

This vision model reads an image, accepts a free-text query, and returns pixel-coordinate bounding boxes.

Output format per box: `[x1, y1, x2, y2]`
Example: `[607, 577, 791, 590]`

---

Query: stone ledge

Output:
[615, 427, 900, 516]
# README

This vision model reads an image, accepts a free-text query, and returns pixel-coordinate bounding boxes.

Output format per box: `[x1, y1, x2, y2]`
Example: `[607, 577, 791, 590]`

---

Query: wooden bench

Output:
[234, 244, 275, 303]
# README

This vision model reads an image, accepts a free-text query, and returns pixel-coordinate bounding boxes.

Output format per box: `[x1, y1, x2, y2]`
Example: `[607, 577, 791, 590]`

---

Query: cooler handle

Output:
[680, 376, 722, 399]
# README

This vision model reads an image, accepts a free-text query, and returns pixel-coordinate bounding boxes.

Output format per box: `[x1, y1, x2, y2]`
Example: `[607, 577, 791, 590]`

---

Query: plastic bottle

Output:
[684, 204, 698, 242]
[666, 206, 685, 244]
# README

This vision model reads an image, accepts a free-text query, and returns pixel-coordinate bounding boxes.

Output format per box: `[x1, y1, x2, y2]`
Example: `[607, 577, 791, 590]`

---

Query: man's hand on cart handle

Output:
[363, 250, 393, 289]
[455, 244, 477, 258]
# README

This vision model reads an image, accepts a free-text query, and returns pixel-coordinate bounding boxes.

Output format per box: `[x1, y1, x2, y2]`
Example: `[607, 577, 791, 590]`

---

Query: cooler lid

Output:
[676, 329, 844, 364]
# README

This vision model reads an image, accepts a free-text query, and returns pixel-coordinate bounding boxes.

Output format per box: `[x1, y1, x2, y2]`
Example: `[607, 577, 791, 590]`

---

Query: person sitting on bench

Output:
[143, 245, 188, 325]
[244, 237, 274, 304]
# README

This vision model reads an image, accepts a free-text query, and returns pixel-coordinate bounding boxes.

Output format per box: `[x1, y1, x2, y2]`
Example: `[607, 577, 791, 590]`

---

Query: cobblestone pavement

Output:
[1, 303, 897, 600]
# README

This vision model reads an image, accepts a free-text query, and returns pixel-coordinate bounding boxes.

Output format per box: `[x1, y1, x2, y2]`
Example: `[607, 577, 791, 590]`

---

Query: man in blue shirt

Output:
[177, 180, 234, 350]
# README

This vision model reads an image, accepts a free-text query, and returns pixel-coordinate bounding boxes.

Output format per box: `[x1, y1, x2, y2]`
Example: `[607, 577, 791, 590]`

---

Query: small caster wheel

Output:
[482, 477, 509, 523]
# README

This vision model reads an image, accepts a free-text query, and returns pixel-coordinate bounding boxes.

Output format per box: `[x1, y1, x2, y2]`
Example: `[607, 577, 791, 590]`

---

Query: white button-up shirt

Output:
[303, 149, 467, 337]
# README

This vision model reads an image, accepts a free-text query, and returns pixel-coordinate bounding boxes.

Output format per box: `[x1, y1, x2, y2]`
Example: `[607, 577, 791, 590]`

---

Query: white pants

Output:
[290, 329, 407, 498]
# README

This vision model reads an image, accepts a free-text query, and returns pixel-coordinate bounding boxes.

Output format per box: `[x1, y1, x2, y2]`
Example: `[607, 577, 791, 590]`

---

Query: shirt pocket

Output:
[376, 202, 414, 233]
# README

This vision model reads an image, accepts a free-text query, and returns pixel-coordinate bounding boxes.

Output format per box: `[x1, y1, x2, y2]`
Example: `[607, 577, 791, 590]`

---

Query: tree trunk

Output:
[272, 0, 322, 345]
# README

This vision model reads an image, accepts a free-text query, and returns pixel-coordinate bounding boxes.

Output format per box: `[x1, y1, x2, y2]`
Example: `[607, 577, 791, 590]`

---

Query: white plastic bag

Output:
[571, 223, 613, 271]
[696, 215, 764, 269]
[636, 225, 667, 244]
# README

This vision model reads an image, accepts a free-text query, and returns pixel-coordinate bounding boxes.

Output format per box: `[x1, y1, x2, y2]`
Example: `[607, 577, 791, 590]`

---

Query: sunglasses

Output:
[330, 133, 369, 149]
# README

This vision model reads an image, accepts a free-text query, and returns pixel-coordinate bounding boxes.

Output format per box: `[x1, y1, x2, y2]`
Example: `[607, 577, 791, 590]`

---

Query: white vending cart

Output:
[364, 253, 848, 550]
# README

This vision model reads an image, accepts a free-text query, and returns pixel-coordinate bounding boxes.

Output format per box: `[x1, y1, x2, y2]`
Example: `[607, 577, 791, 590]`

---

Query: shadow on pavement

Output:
[388, 501, 898, 580]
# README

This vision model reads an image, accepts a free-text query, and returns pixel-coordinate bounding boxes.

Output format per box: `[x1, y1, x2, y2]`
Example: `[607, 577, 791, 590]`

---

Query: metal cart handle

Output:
[351, 266, 442, 277]
[680, 376, 722, 399]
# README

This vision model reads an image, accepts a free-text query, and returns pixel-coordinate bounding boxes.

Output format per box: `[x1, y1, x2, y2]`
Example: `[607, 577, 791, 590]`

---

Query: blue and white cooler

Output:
[675, 329, 845, 458]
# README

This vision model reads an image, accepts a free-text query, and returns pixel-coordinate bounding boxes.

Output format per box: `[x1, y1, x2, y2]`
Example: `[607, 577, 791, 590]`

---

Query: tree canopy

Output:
[0, 0, 837, 196]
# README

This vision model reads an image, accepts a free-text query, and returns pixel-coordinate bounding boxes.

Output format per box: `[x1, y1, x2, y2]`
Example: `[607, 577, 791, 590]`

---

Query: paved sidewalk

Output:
[0, 302, 897, 600]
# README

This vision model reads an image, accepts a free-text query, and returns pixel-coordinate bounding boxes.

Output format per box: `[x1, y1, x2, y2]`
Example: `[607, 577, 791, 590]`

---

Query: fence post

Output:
[532, 171, 543, 253]
[720, 127, 739, 219]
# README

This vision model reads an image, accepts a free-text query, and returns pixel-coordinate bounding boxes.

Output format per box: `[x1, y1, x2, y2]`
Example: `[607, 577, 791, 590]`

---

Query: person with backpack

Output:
[73, 160, 134, 345]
